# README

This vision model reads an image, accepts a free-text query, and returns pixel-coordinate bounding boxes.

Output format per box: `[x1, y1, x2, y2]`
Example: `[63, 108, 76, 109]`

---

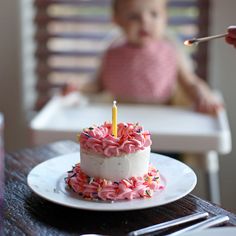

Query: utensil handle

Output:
[127, 212, 209, 236]
[167, 215, 229, 236]
[196, 33, 227, 42]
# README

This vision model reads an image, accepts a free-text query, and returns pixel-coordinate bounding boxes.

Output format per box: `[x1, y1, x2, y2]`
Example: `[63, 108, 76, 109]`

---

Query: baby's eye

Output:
[151, 11, 158, 18]
[127, 13, 140, 21]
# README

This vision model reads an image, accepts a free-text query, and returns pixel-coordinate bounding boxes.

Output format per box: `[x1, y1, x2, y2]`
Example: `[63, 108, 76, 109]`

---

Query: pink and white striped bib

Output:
[101, 40, 178, 104]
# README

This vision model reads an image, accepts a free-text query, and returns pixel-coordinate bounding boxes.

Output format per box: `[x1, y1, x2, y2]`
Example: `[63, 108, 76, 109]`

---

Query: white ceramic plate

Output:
[180, 227, 236, 236]
[27, 152, 197, 211]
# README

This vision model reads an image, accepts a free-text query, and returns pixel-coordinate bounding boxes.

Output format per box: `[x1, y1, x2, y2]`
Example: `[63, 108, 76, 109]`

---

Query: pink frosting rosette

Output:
[79, 122, 152, 157]
[66, 164, 164, 201]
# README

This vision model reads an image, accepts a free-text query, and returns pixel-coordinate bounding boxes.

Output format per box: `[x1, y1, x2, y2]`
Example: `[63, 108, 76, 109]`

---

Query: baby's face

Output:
[114, 0, 167, 46]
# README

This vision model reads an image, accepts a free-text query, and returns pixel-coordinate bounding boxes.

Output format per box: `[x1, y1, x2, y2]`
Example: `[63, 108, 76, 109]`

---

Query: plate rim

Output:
[27, 152, 197, 211]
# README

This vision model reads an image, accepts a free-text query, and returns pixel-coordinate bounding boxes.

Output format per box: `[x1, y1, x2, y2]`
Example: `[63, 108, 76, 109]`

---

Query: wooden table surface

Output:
[4, 141, 236, 236]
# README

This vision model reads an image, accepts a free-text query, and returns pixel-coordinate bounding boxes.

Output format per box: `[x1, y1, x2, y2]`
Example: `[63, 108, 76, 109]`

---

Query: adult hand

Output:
[225, 26, 236, 47]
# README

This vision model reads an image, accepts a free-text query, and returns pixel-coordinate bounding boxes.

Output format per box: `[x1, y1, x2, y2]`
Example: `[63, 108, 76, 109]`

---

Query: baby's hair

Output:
[112, 0, 122, 13]
[112, 0, 167, 13]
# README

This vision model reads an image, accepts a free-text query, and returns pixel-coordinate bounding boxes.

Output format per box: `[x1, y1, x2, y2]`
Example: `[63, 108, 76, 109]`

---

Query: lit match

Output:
[184, 33, 227, 47]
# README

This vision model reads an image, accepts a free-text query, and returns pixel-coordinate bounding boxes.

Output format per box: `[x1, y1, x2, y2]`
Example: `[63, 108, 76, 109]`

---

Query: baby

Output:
[93, 0, 223, 114]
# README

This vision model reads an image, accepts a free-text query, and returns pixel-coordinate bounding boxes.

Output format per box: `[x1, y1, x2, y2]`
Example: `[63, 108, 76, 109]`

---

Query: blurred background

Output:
[0, 0, 236, 212]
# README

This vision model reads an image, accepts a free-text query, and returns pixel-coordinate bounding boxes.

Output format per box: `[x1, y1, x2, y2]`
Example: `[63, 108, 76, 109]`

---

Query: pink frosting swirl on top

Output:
[79, 122, 152, 157]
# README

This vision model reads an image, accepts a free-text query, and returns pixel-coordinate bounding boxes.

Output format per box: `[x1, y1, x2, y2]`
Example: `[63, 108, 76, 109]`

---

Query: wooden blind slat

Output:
[36, 47, 102, 59]
[35, 31, 113, 41]
[35, 15, 198, 26]
[168, 1, 198, 8]
[37, 68, 96, 77]
[49, 67, 96, 74]
[35, 0, 111, 8]
[169, 17, 198, 26]
[35, 0, 197, 8]
[35, 31, 194, 42]
[35, 14, 110, 24]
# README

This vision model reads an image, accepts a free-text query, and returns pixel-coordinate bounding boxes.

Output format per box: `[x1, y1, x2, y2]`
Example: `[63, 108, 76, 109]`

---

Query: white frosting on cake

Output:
[80, 146, 150, 182]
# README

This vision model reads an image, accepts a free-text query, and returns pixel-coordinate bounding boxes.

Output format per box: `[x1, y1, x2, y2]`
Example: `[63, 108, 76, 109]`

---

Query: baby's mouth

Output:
[139, 30, 150, 37]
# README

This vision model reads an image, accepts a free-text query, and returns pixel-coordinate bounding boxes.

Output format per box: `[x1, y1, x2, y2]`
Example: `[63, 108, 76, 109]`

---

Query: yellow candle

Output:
[112, 100, 117, 137]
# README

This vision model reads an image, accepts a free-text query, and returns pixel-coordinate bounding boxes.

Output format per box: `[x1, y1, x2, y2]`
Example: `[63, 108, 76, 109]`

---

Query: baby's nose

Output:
[140, 14, 151, 27]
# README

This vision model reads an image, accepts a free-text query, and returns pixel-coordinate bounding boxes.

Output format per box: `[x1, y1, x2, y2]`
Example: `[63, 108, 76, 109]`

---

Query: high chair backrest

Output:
[34, 0, 210, 110]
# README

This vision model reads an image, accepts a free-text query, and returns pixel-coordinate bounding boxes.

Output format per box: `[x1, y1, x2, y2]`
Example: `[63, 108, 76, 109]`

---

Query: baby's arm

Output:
[75, 58, 105, 94]
[177, 55, 223, 115]
[80, 71, 103, 93]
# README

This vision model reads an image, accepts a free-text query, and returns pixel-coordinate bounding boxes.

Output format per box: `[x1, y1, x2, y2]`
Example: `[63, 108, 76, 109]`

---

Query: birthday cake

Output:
[66, 122, 163, 201]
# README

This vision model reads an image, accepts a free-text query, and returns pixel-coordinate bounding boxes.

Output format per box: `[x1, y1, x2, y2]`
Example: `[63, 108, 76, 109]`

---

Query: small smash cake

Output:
[66, 122, 163, 201]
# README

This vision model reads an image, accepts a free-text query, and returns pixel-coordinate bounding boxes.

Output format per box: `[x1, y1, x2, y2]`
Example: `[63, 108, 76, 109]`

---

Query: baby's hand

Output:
[225, 26, 236, 47]
[193, 84, 223, 115]
[61, 84, 78, 96]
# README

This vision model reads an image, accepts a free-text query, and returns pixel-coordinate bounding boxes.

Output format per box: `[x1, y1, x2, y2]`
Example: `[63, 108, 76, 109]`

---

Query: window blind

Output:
[34, 0, 209, 110]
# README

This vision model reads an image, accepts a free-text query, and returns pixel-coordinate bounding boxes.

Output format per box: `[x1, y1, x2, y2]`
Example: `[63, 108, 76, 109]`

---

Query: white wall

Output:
[0, 0, 28, 151]
[0, 0, 35, 151]
[209, 0, 236, 212]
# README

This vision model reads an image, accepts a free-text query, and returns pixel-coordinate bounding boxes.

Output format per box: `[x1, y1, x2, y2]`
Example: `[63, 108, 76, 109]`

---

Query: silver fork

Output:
[80, 213, 208, 236]
[80, 212, 229, 236]
[166, 215, 229, 236]
[127, 212, 209, 236]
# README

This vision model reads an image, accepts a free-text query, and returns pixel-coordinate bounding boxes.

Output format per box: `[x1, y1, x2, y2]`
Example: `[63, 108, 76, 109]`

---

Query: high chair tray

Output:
[30, 95, 231, 154]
